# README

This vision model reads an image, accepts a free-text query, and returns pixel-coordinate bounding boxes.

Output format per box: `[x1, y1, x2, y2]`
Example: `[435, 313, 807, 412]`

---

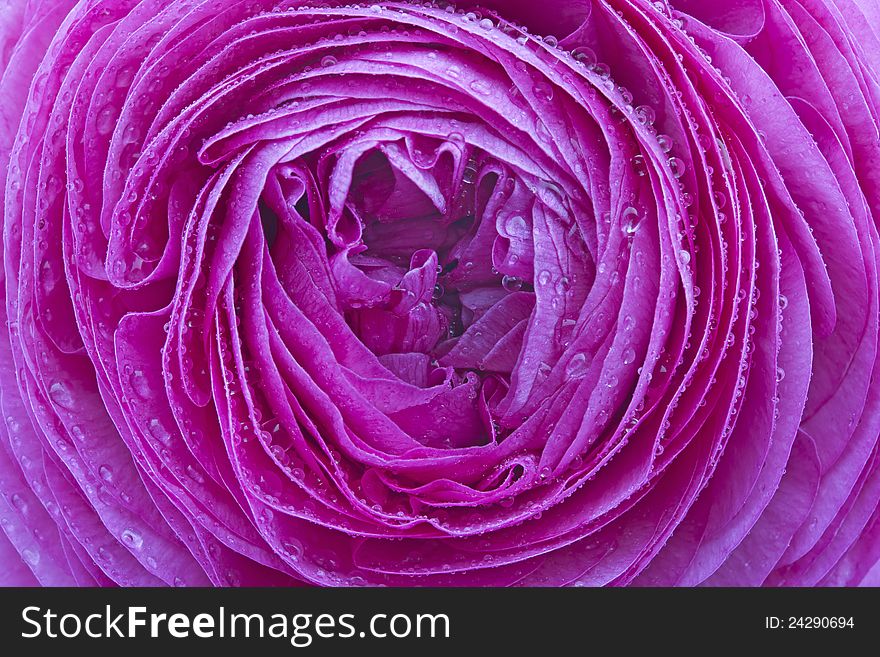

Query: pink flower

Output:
[2, 0, 879, 586]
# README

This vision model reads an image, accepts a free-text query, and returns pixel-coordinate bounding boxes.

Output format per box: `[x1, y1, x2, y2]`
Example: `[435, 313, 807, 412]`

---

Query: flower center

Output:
[313, 133, 588, 392]
[243, 2, 611, 448]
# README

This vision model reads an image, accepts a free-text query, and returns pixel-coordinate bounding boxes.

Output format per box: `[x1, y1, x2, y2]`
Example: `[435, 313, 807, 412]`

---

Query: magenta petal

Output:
[1, 0, 879, 588]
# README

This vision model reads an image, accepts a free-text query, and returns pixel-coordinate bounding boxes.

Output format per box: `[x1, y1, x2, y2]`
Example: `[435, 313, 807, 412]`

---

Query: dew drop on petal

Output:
[121, 528, 144, 550]
[668, 156, 686, 178]
[95, 105, 115, 136]
[657, 134, 673, 153]
[502, 275, 523, 292]
[185, 464, 206, 484]
[565, 353, 588, 378]
[621, 206, 642, 235]
[148, 418, 173, 445]
[469, 79, 492, 96]
[533, 81, 554, 102]
[503, 214, 529, 238]
[48, 381, 75, 410]
[535, 118, 553, 144]
[284, 540, 304, 560]
[592, 62, 611, 80]
[130, 370, 151, 399]
[572, 47, 596, 68]
[22, 548, 40, 566]
[634, 105, 656, 126]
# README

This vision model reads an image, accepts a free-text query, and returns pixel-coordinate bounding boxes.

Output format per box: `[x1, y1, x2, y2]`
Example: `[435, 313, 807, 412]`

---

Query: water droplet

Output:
[572, 47, 596, 68]
[776, 367, 786, 382]
[502, 214, 529, 238]
[533, 81, 554, 102]
[565, 353, 588, 378]
[592, 62, 611, 80]
[621, 206, 642, 235]
[284, 540, 303, 560]
[657, 134, 673, 153]
[632, 154, 647, 177]
[502, 275, 523, 292]
[469, 79, 492, 96]
[129, 370, 151, 399]
[668, 157, 686, 178]
[634, 105, 656, 126]
[479, 18, 494, 30]
[48, 381, 75, 410]
[679, 249, 691, 265]
[8, 493, 29, 517]
[148, 419, 172, 445]
[99, 465, 113, 483]
[462, 162, 478, 184]
[622, 347, 636, 365]
[22, 548, 40, 566]
[537, 270, 552, 286]
[121, 528, 144, 550]
[185, 465, 205, 484]
[535, 118, 553, 143]
[538, 181, 564, 210]
[115, 65, 135, 88]
[320, 55, 337, 67]
[95, 105, 115, 136]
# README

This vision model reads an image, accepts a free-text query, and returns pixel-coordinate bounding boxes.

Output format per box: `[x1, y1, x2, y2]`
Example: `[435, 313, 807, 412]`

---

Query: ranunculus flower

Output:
[1, 0, 879, 587]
